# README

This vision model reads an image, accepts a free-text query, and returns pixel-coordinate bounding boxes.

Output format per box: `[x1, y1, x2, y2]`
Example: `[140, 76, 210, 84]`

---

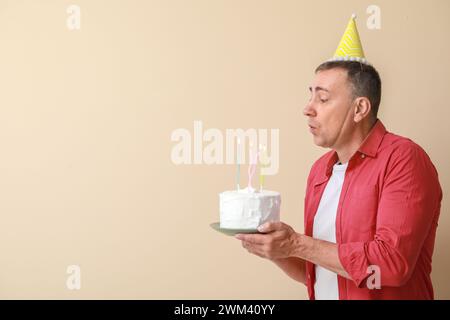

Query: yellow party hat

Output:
[329, 14, 369, 65]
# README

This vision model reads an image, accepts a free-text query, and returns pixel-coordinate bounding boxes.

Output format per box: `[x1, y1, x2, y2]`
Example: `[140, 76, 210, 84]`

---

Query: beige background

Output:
[0, 0, 449, 299]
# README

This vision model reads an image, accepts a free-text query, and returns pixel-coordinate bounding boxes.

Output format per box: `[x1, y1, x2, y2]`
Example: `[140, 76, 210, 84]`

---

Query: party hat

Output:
[329, 14, 369, 65]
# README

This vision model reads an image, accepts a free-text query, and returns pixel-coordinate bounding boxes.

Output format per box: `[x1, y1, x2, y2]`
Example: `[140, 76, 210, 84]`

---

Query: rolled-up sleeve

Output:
[338, 142, 442, 288]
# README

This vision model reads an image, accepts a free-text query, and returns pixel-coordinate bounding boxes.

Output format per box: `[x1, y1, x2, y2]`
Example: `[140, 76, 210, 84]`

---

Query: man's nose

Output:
[303, 101, 316, 117]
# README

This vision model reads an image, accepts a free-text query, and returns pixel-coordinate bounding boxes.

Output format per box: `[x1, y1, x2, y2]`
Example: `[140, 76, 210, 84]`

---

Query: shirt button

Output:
[361, 154, 365, 159]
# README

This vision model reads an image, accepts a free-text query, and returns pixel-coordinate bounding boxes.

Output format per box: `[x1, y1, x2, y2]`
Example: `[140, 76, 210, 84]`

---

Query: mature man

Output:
[235, 16, 442, 300]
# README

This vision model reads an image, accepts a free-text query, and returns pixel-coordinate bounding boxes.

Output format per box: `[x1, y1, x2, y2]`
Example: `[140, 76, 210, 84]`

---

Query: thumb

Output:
[258, 221, 283, 233]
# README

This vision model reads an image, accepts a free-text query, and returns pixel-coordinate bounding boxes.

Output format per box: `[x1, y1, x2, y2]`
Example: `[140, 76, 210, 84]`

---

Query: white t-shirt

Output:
[313, 161, 348, 300]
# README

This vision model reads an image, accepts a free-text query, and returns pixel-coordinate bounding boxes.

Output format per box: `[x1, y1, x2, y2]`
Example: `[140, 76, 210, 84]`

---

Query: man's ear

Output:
[353, 97, 372, 123]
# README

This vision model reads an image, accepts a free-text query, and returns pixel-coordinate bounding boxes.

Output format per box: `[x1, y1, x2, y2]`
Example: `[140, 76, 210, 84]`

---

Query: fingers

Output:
[235, 233, 266, 244]
[237, 234, 269, 258]
[242, 241, 266, 259]
[236, 222, 296, 261]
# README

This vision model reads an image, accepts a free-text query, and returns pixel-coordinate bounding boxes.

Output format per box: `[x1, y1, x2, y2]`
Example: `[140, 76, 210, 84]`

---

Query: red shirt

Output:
[304, 120, 442, 300]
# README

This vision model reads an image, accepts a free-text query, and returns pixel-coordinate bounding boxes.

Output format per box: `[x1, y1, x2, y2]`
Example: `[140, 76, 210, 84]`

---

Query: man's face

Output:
[303, 68, 356, 149]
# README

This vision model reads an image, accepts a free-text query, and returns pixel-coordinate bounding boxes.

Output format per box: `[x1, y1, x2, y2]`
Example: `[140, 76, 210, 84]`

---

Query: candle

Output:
[259, 145, 263, 191]
[259, 144, 267, 191]
[247, 143, 258, 190]
[236, 138, 241, 190]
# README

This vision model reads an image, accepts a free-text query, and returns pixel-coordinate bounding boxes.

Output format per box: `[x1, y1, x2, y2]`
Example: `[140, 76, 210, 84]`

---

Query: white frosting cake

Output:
[219, 187, 281, 229]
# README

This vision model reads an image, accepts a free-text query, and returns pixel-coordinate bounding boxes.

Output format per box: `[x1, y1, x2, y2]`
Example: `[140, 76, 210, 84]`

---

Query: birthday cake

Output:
[217, 142, 280, 230]
[219, 187, 281, 230]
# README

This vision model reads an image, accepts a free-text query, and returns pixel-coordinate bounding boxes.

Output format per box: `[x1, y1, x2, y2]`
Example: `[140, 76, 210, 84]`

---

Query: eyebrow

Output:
[309, 86, 330, 93]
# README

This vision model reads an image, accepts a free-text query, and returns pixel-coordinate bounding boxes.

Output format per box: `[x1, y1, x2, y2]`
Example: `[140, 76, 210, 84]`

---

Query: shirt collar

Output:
[322, 119, 387, 179]
[357, 119, 387, 158]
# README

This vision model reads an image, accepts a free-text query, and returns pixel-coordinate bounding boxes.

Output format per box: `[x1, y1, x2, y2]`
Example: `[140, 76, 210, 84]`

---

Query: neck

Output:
[334, 119, 376, 164]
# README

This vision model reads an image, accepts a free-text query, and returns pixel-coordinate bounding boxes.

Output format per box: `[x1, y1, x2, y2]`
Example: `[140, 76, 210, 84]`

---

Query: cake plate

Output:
[210, 222, 260, 236]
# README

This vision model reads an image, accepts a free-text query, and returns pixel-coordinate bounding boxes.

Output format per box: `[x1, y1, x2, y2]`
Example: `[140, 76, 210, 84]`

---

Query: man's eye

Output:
[320, 98, 328, 103]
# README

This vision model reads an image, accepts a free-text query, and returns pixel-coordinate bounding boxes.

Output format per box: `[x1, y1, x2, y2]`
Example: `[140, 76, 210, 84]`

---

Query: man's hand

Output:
[235, 221, 300, 260]
[235, 221, 350, 281]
